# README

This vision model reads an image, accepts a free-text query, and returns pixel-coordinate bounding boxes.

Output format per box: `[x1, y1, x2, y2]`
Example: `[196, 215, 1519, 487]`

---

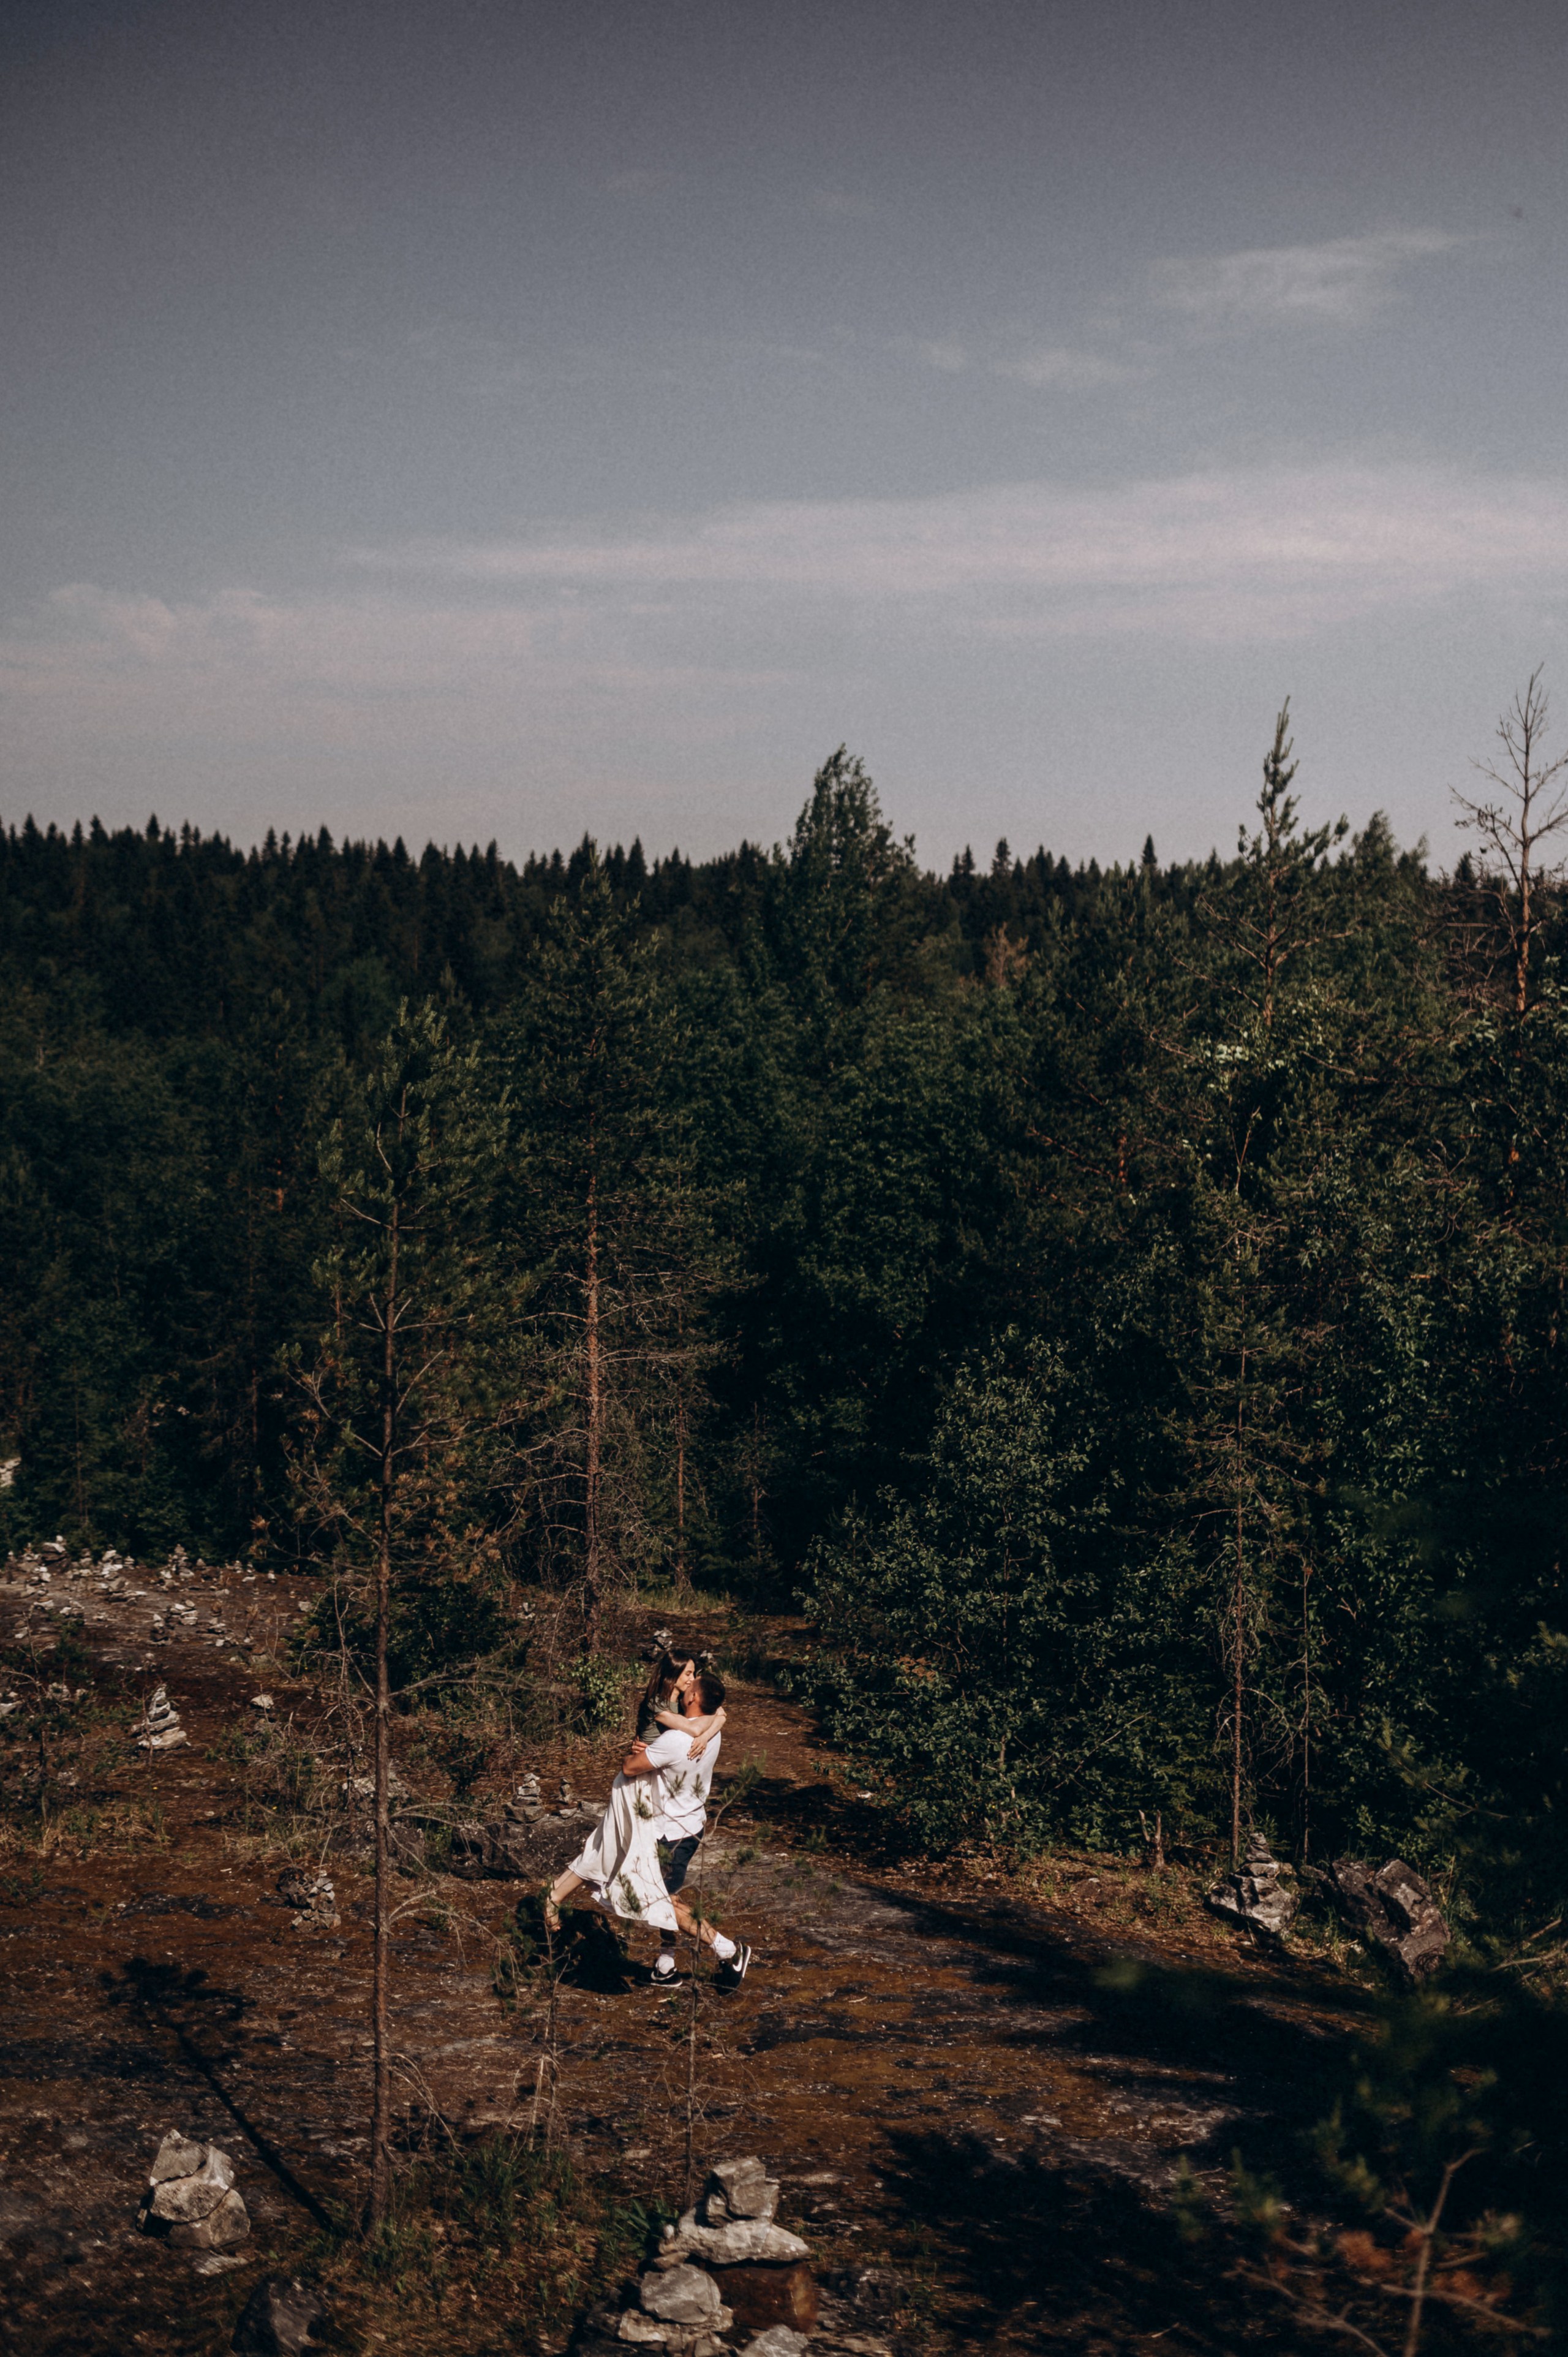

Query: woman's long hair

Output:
[635, 1652, 691, 1739]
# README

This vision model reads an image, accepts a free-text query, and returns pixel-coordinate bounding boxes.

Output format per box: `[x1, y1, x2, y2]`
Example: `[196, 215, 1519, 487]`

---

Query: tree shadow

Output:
[831, 1880, 1370, 2114]
[102, 1956, 333, 2228]
[881, 2124, 1290, 2352]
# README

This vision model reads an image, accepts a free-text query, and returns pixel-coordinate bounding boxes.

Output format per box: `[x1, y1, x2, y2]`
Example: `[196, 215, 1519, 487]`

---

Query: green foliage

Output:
[7, 717, 1568, 1931]
[1313, 1983, 1568, 2331]
[803, 1349, 1207, 1848]
[571, 1652, 633, 1736]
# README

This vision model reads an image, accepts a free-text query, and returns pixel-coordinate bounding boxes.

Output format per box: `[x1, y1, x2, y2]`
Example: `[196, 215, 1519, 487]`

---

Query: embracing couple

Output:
[545, 1651, 755, 1990]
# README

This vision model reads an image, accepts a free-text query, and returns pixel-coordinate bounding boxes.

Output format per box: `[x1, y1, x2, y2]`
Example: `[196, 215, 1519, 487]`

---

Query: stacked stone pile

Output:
[576, 2157, 816, 2357]
[1205, 1833, 1297, 1935]
[137, 2131, 249, 2252]
[450, 1772, 605, 1881]
[134, 1686, 189, 1752]
[276, 1866, 338, 1927]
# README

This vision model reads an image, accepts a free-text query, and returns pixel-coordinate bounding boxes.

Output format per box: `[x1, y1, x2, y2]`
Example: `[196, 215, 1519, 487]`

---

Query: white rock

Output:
[641, 2263, 723, 2325]
[657, 2212, 809, 2269]
[149, 2147, 236, 2225]
[149, 2130, 206, 2184]
[167, 2187, 249, 2250]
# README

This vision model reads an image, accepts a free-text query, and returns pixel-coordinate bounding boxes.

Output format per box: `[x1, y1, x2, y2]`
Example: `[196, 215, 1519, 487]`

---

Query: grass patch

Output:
[306, 2135, 654, 2352]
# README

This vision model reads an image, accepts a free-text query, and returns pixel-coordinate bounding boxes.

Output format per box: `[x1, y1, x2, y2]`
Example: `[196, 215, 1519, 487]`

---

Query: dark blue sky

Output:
[4, 0, 1567, 863]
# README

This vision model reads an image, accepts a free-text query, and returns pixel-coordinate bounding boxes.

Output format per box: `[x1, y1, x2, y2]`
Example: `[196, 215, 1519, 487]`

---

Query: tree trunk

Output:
[1299, 1558, 1312, 1865]
[366, 1204, 398, 2233]
[1231, 1358, 1246, 1867]
[584, 1160, 602, 1652]
[674, 1293, 687, 1596]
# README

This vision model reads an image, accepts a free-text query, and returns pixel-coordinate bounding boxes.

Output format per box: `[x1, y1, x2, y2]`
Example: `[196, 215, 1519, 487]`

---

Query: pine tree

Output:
[288, 999, 503, 2231]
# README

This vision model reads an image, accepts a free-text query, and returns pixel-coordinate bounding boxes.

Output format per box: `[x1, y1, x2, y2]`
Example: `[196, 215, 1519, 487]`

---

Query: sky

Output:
[3, 0, 1567, 871]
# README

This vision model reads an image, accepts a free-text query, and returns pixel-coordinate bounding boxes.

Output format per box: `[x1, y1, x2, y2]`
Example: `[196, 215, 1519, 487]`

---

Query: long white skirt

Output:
[567, 1773, 679, 1932]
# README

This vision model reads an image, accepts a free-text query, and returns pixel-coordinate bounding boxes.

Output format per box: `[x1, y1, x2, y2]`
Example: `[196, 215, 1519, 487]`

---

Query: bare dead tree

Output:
[1452, 668, 1568, 1024]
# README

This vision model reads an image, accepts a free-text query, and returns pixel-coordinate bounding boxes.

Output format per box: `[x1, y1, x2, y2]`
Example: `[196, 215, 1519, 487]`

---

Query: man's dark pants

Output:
[658, 1834, 702, 1898]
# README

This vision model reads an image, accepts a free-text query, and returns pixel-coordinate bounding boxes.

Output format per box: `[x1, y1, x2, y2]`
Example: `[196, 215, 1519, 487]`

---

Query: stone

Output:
[657, 2211, 809, 2269]
[705, 2155, 774, 2221]
[149, 2146, 236, 2225]
[251, 1694, 274, 1712]
[641, 2263, 723, 2325]
[190, 2250, 252, 2276]
[167, 2187, 250, 2249]
[617, 2310, 733, 2350]
[717, 2261, 819, 2338]
[149, 2130, 206, 2183]
[739, 2332, 809, 2357]
[1205, 1834, 1298, 1936]
[1322, 1856, 1450, 1982]
[231, 2273, 329, 2354]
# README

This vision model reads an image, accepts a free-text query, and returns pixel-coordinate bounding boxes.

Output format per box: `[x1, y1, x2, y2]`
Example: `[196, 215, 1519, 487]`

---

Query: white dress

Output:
[565, 1769, 679, 1931]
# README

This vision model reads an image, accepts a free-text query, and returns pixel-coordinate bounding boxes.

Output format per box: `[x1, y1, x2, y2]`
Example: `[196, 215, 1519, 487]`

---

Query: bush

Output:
[801, 1347, 1211, 1852]
[297, 1566, 521, 1699]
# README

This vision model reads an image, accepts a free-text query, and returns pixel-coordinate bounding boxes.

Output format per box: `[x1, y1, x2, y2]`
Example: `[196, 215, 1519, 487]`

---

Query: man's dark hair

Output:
[697, 1671, 725, 1714]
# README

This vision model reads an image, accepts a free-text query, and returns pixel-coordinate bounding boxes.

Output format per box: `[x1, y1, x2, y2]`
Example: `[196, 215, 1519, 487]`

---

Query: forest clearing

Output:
[2, 1550, 1564, 2356]
[4, 720, 1568, 2353]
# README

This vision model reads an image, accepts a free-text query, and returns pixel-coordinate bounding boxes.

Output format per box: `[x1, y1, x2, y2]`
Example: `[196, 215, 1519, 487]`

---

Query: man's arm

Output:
[620, 1739, 657, 1777]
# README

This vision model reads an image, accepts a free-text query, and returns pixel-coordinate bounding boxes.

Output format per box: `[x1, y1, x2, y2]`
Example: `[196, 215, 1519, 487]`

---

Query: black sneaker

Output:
[649, 1959, 686, 1991]
[715, 1940, 753, 1986]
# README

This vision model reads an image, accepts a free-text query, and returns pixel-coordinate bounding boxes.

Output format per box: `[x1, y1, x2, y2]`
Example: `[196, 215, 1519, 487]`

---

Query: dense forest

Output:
[4, 702, 1567, 1937]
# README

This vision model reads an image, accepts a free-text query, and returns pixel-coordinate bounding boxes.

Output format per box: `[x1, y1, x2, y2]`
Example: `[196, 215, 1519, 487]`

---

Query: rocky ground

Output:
[0, 1549, 1421, 2356]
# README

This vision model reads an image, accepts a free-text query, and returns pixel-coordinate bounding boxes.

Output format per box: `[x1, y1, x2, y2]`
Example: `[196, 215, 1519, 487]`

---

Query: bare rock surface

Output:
[1321, 1856, 1450, 1981]
[231, 2272, 329, 2353]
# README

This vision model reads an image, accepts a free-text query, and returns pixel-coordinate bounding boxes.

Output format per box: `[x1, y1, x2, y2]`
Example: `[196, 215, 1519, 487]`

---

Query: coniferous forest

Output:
[4, 705, 1567, 1941]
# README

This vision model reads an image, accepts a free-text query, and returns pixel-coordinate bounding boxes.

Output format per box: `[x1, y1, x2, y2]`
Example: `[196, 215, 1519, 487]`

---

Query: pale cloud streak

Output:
[353, 461, 1568, 634]
[6, 461, 1567, 821]
[992, 346, 1135, 390]
[1151, 229, 1461, 325]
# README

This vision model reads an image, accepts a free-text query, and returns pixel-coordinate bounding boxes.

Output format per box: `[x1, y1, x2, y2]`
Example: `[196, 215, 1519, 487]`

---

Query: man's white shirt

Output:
[643, 1723, 720, 1839]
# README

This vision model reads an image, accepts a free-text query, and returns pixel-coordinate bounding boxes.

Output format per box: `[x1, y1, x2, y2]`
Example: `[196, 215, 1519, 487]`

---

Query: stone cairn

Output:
[137, 2130, 249, 2252]
[450, 1771, 605, 1882]
[276, 1864, 339, 1928]
[577, 2156, 815, 2357]
[134, 1685, 189, 1752]
[1205, 1832, 1298, 1936]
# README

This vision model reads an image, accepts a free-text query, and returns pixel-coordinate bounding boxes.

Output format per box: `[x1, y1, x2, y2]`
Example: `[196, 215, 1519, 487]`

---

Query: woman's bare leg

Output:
[545, 1869, 587, 1932]
[671, 1896, 741, 1960]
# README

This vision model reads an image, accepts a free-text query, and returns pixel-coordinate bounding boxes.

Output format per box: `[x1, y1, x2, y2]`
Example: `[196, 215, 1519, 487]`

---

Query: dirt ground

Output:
[0, 1557, 1394, 2356]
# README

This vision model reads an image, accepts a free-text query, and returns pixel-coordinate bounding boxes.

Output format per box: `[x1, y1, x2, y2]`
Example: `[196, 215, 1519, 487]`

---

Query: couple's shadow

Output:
[514, 1894, 644, 1994]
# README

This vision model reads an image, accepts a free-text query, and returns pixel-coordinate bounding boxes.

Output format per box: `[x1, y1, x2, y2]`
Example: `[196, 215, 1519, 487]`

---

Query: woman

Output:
[544, 1655, 725, 1934]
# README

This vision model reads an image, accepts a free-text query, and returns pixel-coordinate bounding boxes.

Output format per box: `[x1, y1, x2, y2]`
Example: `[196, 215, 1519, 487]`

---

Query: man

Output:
[624, 1669, 752, 1989]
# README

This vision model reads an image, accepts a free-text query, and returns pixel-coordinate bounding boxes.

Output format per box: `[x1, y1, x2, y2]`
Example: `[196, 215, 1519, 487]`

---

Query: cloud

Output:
[992, 346, 1134, 390]
[7, 460, 1568, 834]
[352, 461, 1568, 637]
[807, 187, 880, 220]
[1151, 229, 1461, 325]
[914, 339, 970, 374]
